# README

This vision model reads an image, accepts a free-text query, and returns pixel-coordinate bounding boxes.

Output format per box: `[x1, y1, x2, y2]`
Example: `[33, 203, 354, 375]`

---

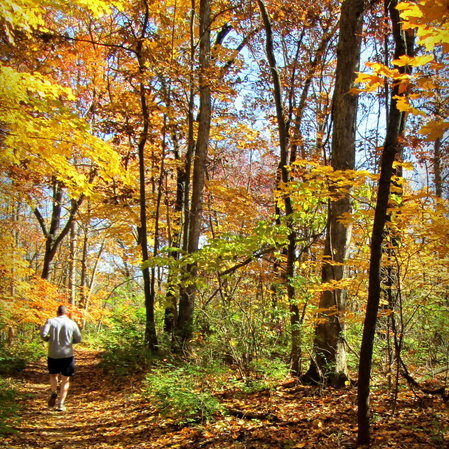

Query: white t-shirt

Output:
[41, 315, 82, 359]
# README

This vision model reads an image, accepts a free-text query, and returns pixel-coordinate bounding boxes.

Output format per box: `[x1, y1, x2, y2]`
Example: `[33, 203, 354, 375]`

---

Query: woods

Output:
[1, 0, 448, 447]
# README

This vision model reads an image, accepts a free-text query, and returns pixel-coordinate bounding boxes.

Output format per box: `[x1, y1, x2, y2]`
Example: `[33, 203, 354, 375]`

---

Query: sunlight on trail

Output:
[1, 349, 139, 449]
[1, 348, 447, 449]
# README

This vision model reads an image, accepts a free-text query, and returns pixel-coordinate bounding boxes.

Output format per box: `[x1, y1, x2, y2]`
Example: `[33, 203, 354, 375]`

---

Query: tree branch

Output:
[33, 208, 48, 238]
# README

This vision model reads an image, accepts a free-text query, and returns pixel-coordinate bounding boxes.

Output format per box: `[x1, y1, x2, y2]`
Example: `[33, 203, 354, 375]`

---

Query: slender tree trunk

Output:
[81, 238, 105, 327]
[164, 130, 182, 333]
[257, 0, 303, 375]
[136, 0, 158, 352]
[357, 1, 414, 444]
[41, 179, 63, 280]
[164, 5, 196, 335]
[303, 0, 365, 386]
[80, 224, 88, 309]
[35, 179, 84, 280]
[176, 0, 211, 346]
[69, 221, 77, 305]
[10, 199, 21, 298]
[433, 138, 443, 198]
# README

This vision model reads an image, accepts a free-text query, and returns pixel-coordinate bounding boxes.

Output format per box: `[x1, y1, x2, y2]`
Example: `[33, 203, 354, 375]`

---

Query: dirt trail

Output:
[2, 348, 157, 449]
[2, 348, 448, 448]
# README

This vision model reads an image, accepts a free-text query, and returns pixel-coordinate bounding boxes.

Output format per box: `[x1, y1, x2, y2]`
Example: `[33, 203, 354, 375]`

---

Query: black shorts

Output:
[47, 357, 75, 377]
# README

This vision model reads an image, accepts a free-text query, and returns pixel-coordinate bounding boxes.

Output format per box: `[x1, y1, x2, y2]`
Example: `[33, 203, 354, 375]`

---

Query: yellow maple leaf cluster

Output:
[397, 0, 449, 52]
[352, 0, 448, 141]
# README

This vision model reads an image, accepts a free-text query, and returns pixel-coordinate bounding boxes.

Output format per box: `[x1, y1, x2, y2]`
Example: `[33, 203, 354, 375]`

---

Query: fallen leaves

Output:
[2, 350, 449, 448]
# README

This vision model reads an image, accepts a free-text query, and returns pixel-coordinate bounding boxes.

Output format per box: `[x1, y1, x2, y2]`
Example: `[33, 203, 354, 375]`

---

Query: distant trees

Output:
[1, 1, 448, 444]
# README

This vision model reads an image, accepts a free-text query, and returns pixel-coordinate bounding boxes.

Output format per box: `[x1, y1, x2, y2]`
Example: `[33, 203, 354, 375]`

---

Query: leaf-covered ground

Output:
[2, 349, 448, 448]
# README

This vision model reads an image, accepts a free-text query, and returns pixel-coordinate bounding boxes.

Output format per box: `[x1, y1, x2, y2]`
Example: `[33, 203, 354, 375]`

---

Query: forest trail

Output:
[2, 348, 448, 449]
[2, 348, 158, 449]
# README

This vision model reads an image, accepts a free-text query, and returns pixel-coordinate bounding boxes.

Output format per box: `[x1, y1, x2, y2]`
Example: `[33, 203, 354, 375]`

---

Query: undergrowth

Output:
[0, 330, 45, 375]
[144, 363, 224, 424]
[0, 379, 21, 436]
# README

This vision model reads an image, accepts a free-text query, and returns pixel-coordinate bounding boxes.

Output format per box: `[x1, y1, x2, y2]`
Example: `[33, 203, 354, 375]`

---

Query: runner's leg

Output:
[58, 375, 70, 407]
[50, 374, 58, 392]
[48, 373, 59, 407]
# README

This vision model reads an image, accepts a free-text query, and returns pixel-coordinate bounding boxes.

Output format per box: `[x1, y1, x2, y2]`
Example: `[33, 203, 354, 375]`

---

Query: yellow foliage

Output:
[0, 0, 119, 43]
[398, 0, 449, 51]
[393, 95, 426, 115]
[0, 64, 125, 196]
[354, 0, 448, 141]
[392, 54, 434, 67]
[1, 277, 71, 327]
[419, 120, 449, 141]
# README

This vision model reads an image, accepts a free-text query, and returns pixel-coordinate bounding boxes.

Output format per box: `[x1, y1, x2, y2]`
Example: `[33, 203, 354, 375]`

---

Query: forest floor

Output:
[1, 348, 448, 449]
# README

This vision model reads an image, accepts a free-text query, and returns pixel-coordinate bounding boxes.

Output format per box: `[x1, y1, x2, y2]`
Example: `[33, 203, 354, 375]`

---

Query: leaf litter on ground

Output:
[1, 349, 448, 448]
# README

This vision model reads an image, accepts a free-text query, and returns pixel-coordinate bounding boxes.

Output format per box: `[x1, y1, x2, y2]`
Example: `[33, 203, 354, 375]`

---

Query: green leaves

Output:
[144, 364, 223, 423]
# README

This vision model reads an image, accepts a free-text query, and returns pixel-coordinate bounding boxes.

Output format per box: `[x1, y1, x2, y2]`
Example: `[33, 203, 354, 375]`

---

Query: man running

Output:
[41, 305, 82, 411]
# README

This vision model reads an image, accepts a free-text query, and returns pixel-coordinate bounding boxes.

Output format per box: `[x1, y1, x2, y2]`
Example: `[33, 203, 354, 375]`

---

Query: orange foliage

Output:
[1, 276, 85, 328]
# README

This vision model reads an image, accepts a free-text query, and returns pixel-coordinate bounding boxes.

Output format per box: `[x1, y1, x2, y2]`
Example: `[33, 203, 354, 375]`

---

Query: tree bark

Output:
[69, 220, 77, 305]
[136, 0, 158, 352]
[175, 0, 212, 346]
[35, 179, 84, 280]
[302, 0, 365, 386]
[433, 138, 443, 198]
[163, 4, 197, 335]
[357, 0, 414, 444]
[257, 0, 304, 375]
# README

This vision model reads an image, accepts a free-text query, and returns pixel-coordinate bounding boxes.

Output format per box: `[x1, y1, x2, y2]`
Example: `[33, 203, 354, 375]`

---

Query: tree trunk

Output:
[80, 224, 88, 309]
[164, 119, 184, 334]
[136, 1, 158, 352]
[164, 6, 196, 335]
[433, 138, 443, 198]
[257, 0, 302, 376]
[69, 220, 77, 305]
[357, 0, 414, 444]
[34, 179, 84, 281]
[303, 0, 365, 386]
[175, 0, 211, 346]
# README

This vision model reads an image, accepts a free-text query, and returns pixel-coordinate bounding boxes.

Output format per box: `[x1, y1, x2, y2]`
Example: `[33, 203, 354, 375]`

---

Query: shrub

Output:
[0, 379, 20, 436]
[0, 327, 45, 375]
[144, 363, 223, 424]
[99, 303, 153, 376]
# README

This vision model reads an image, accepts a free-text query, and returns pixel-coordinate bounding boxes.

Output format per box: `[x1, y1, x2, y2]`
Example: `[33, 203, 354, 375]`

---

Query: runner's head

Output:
[57, 305, 67, 316]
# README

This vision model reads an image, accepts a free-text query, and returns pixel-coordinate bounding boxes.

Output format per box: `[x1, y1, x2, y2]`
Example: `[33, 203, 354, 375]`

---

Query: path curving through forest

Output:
[2, 348, 448, 448]
[2, 349, 159, 449]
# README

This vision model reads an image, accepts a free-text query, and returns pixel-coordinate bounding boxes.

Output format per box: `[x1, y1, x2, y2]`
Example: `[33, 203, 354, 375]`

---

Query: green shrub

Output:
[0, 328, 45, 375]
[144, 364, 223, 424]
[0, 379, 20, 436]
[99, 304, 154, 376]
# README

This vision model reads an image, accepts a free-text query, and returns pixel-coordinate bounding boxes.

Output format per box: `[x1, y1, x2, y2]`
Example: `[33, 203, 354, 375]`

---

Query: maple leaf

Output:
[392, 54, 434, 67]
[419, 119, 449, 141]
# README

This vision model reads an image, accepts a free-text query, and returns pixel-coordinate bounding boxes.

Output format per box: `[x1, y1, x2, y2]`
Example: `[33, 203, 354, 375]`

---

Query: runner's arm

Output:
[72, 323, 82, 344]
[40, 320, 51, 341]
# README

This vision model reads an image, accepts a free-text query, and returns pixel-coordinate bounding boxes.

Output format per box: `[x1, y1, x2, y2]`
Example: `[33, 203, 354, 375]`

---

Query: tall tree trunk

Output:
[69, 220, 77, 305]
[433, 137, 443, 198]
[257, 0, 302, 375]
[357, 0, 414, 444]
[164, 127, 183, 334]
[164, 4, 196, 335]
[10, 199, 21, 298]
[136, 0, 158, 352]
[79, 221, 88, 309]
[303, 0, 365, 387]
[82, 238, 105, 327]
[175, 0, 211, 346]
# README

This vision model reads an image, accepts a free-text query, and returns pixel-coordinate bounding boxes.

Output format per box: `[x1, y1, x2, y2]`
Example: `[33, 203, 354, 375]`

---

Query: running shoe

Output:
[48, 392, 58, 408]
